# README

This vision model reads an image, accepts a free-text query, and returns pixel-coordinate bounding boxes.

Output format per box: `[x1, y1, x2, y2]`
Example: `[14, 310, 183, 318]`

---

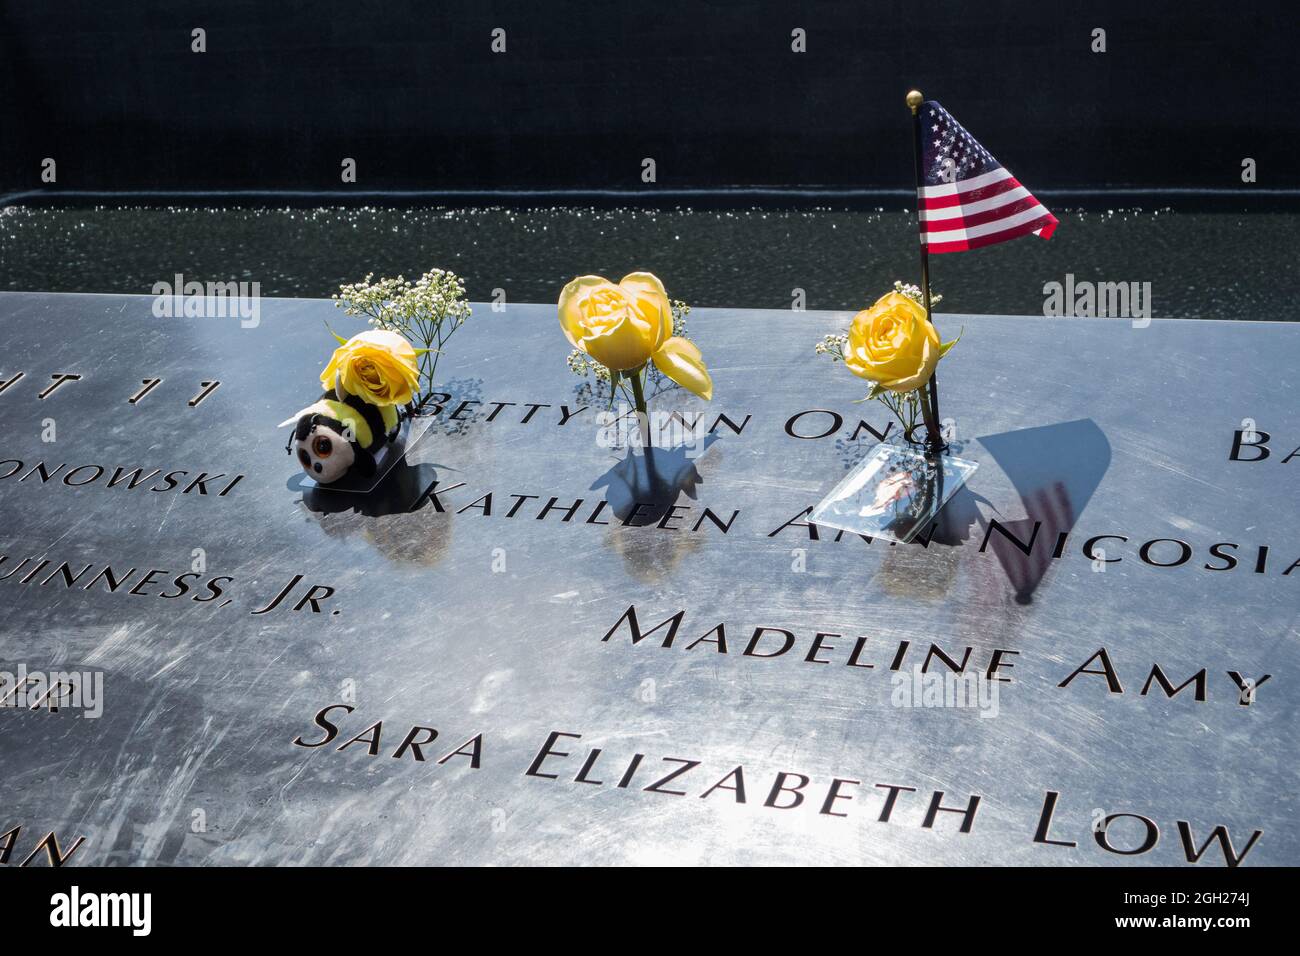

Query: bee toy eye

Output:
[297, 448, 311, 469]
[313, 435, 333, 458]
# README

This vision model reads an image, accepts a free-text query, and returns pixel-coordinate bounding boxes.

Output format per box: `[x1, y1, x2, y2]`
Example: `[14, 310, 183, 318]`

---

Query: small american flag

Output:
[919, 100, 1058, 253]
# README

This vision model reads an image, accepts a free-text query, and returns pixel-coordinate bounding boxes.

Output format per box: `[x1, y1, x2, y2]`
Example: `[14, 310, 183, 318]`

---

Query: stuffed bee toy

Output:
[280, 329, 423, 486]
[282, 390, 400, 484]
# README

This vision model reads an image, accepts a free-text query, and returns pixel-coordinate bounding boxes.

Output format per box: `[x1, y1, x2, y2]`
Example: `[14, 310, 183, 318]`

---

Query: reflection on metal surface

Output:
[0, 291, 1295, 867]
[976, 420, 1110, 604]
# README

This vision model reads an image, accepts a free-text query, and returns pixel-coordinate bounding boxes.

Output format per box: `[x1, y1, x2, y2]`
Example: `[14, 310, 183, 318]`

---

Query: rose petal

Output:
[652, 336, 713, 400]
[882, 331, 940, 393]
[583, 309, 654, 370]
[619, 272, 673, 350]
[558, 275, 616, 351]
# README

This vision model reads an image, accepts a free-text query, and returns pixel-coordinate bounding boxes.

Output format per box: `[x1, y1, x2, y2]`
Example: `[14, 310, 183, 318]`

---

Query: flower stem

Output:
[919, 377, 944, 454]
[627, 365, 649, 445]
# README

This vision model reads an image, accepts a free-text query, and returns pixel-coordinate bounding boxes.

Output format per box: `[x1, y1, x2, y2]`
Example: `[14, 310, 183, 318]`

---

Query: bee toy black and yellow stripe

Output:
[281, 390, 401, 483]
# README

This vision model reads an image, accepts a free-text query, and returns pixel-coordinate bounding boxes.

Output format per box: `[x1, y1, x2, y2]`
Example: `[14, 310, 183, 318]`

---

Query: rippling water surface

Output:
[2, 205, 1296, 320]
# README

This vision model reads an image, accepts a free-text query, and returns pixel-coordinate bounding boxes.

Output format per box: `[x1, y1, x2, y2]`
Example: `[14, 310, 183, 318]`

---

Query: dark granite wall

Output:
[0, 0, 1292, 195]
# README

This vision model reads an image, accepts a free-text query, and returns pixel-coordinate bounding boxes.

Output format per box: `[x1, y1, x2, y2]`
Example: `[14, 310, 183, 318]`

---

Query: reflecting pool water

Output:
[2, 205, 1295, 320]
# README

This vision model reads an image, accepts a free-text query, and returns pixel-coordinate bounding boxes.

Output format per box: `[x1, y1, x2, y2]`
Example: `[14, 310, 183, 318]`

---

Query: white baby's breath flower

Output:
[892, 279, 943, 308]
[334, 267, 473, 399]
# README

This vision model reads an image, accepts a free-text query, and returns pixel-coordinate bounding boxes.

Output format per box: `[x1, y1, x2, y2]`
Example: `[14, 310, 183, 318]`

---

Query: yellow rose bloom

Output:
[559, 272, 712, 401]
[843, 291, 941, 393]
[320, 329, 421, 407]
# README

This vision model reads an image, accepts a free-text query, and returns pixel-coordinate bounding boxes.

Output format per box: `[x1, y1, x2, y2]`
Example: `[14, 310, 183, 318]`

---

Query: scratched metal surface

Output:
[0, 290, 1295, 867]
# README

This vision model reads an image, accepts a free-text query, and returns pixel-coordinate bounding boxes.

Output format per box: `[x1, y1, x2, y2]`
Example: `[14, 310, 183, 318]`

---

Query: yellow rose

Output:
[559, 272, 712, 400]
[320, 329, 421, 406]
[843, 291, 946, 393]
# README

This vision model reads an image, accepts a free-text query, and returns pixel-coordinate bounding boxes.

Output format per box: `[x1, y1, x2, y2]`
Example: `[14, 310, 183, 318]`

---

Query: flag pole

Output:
[907, 89, 945, 455]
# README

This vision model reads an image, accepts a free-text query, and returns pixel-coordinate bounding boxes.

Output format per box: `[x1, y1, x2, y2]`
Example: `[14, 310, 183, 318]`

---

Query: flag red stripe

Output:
[925, 212, 1059, 253]
[920, 175, 1022, 210]
[921, 195, 1045, 232]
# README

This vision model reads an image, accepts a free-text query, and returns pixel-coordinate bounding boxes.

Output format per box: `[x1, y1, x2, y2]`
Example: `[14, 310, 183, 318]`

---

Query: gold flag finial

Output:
[906, 90, 924, 114]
